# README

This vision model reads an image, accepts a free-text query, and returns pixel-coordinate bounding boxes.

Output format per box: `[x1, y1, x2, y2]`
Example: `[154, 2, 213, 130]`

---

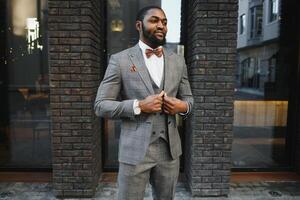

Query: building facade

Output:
[0, 0, 299, 198]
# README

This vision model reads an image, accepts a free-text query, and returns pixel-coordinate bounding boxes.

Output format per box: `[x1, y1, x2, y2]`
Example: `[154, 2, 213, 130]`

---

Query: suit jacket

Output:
[94, 44, 194, 165]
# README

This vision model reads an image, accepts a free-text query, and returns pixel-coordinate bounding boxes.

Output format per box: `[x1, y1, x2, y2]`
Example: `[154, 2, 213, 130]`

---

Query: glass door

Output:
[0, 0, 51, 169]
[233, 0, 291, 169]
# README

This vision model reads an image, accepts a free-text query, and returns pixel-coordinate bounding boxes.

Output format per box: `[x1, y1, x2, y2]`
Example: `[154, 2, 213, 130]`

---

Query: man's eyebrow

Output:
[149, 16, 167, 21]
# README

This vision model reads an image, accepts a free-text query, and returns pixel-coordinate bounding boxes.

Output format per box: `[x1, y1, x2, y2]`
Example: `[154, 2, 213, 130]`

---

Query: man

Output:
[94, 6, 193, 200]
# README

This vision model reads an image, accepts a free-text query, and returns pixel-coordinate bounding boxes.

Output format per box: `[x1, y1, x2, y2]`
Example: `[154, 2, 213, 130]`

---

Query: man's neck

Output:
[140, 39, 159, 49]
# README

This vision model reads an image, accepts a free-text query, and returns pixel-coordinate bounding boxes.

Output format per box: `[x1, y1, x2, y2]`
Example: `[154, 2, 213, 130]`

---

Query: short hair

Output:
[136, 6, 164, 21]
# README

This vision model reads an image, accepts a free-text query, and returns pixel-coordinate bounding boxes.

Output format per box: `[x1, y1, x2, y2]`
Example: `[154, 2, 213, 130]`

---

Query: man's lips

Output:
[154, 32, 165, 38]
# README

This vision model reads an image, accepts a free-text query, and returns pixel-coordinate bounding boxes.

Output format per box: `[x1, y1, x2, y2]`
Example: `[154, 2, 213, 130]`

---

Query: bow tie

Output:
[145, 48, 163, 58]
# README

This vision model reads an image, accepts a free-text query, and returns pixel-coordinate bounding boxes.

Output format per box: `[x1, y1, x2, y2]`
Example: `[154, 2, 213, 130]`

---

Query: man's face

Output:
[140, 8, 168, 47]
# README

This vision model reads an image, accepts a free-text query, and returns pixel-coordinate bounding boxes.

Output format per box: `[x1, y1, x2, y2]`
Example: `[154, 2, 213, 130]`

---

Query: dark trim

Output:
[231, 167, 292, 172]
[237, 38, 279, 51]
[294, 2, 300, 173]
[103, 166, 118, 172]
[281, 0, 300, 173]
[101, 0, 108, 171]
[0, 167, 52, 172]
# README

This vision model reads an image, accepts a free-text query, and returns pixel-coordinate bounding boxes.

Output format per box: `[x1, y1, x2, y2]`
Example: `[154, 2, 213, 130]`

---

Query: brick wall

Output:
[48, 0, 104, 197]
[183, 0, 238, 197]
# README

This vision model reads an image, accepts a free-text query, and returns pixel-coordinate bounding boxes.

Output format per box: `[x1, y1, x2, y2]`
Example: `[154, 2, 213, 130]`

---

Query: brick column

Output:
[183, 0, 238, 197]
[48, 0, 104, 197]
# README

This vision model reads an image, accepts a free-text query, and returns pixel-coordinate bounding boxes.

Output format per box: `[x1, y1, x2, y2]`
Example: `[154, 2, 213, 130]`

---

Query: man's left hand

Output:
[163, 95, 188, 115]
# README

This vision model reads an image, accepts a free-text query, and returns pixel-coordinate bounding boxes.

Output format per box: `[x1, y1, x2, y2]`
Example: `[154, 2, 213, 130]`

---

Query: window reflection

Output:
[234, 0, 289, 169]
[0, 0, 51, 169]
[269, 0, 278, 22]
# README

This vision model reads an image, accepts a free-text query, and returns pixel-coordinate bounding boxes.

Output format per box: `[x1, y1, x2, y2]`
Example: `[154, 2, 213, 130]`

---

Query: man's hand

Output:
[163, 94, 188, 115]
[139, 91, 165, 113]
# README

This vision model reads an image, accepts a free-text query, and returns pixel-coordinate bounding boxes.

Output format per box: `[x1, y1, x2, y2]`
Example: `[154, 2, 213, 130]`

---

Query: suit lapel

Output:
[128, 44, 154, 95]
[163, 47, 174, 95]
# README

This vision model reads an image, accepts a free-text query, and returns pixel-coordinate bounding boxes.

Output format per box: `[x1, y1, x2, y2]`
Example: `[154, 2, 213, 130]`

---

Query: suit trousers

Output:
[117, 138, 180, 200]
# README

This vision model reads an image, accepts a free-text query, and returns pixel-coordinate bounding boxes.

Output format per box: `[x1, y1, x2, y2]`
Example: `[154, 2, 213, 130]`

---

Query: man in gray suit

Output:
[95, 6, 193, 200]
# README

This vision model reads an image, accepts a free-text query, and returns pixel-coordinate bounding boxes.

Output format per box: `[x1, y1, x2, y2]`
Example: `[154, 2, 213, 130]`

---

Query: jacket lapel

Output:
[163, 47, 174, 95]
[128, 44, 154, 95]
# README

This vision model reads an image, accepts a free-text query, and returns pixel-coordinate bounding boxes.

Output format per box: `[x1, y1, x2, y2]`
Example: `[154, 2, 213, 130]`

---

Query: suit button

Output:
[160, 112, 163, 115]
[152, 131, 156, 135]
[168, 121, 171, 124]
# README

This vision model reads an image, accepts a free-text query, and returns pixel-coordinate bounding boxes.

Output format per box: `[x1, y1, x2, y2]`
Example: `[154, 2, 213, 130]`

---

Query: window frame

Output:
[250, 5, 263, 39]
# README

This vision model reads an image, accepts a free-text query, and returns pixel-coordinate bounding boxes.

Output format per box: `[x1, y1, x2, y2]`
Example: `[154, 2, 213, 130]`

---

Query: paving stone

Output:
[0, 181, 299, 199]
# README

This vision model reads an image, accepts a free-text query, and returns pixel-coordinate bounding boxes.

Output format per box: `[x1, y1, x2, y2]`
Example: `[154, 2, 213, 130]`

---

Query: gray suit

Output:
[94, 44, 193, 199]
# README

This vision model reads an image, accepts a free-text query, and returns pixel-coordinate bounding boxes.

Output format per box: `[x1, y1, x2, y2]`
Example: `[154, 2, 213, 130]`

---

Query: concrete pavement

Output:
[0, 181, 300, 199]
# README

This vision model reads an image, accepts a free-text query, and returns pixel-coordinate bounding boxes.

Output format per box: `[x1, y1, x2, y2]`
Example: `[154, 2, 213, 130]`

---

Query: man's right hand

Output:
[138, 91, 165, 113]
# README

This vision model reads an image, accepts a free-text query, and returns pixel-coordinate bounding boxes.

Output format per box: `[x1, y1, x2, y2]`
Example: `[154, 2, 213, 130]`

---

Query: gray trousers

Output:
[117, 138, 180, 200]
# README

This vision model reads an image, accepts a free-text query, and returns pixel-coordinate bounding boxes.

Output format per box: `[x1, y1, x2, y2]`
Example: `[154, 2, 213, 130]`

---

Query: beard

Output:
[142, 23, 166, 47]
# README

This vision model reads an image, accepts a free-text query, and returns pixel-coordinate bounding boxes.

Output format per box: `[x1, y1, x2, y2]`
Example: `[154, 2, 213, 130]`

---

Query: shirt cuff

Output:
[133, 99, 141, 115]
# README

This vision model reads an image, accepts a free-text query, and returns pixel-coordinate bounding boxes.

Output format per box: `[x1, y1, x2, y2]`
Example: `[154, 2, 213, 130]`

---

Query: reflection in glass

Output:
[234, 0, 289, 169]
[269, 0, 278, 22]
[250, 5, 263, 39]
[104, 0, 183, 169]
[0, 0, 51, 169]
[240, 14, 246, 35]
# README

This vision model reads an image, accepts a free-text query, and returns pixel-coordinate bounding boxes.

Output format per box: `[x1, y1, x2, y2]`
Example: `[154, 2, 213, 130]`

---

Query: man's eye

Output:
[150, 19, 158, 23]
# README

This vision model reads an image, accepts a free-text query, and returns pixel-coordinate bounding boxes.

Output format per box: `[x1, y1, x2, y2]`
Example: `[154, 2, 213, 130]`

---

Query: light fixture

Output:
[111, 20, 124, 32]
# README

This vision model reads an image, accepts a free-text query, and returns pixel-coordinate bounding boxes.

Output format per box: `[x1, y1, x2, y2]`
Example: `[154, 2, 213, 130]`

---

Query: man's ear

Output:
[136, 21, 142, 32]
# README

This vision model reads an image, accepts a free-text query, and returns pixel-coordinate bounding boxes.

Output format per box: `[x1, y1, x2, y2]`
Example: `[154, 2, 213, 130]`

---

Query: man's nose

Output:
[157, 20, 164, 29]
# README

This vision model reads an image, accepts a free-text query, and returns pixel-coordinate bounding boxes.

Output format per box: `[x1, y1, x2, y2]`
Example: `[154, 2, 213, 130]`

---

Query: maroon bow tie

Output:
[145, 48, 163, 58]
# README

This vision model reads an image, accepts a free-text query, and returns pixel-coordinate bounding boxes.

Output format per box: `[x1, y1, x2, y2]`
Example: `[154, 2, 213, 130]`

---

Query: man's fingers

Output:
[159, 90, 165, 97]
[163, 108, 169, 114]
[163, 103, 173, 111]
[163, 95, 170, 103]
[164, 98, 175, 107]
[154, 98, 163, 105]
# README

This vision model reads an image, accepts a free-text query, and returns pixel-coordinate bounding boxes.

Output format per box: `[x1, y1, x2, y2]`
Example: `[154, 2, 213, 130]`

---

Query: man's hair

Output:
[136, 6, 163, 21]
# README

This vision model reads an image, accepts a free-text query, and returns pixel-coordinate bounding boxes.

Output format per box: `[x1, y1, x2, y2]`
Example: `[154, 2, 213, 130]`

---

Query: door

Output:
[0, 0, 51, 169]
[232, 0, 291, 170]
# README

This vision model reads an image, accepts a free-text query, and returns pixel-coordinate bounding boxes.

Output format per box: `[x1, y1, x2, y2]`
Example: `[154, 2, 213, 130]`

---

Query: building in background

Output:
[0, 0, 299, 198]
[236, 0, 284, 99]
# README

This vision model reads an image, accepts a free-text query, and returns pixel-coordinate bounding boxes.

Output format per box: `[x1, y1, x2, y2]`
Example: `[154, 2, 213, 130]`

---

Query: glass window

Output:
[0, 0, 51, 169]
[234, 0, 290, 168]
[267, 53, 278, 82]
[269, 0, 278, 22]
[241, 57, 260, 89]
[240, 14, 246, 35]
[104, 0, 183, 169]
[250, 6, 263, 39]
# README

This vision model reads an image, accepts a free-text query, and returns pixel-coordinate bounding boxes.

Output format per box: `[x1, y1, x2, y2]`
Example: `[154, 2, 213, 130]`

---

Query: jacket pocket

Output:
[121, 121, 138, 130]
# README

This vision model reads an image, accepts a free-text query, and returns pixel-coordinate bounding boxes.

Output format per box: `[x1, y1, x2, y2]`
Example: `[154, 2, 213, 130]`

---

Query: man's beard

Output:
[142, 23, 166, 47]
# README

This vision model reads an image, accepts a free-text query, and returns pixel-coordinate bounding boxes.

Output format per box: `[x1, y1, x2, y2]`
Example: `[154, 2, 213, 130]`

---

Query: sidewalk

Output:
[0, 181, 300, 200]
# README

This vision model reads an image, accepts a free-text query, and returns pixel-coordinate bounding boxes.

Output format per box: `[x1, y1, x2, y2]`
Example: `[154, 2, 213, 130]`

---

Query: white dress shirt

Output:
[138, 40, 164, 87]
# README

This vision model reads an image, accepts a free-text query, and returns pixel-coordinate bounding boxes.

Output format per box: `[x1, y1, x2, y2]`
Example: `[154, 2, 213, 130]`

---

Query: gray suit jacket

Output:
[94, 44, 193, 165]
